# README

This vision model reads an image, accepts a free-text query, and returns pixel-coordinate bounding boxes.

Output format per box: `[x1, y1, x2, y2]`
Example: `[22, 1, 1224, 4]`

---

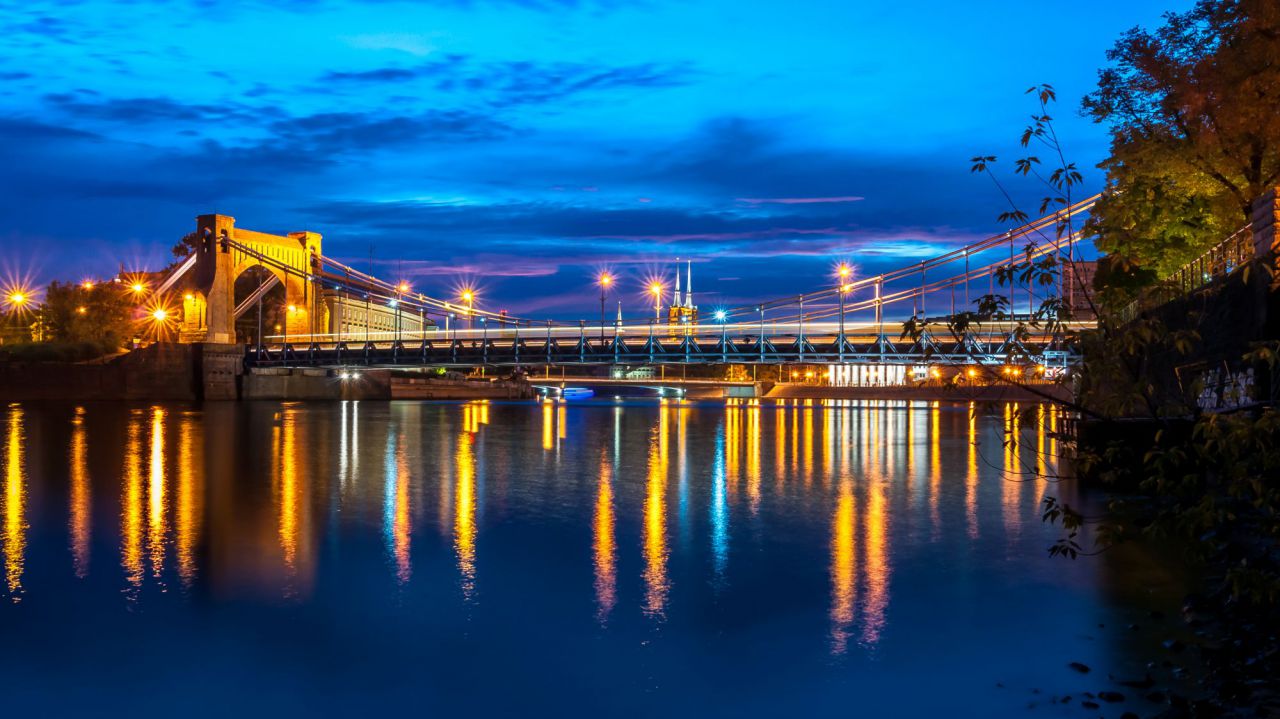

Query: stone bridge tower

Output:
[182, 214, 324, 344]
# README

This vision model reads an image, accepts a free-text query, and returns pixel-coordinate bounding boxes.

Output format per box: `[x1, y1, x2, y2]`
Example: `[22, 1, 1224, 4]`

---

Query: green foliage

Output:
[0, 340, 121, 363]
[1084, 0, 1280, 285]
[41, 280, 134, 350]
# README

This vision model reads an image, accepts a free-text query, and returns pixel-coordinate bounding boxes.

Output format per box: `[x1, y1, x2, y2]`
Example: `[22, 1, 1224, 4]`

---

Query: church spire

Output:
[673, 256, 681, 307]
[685, 259, 693, 307]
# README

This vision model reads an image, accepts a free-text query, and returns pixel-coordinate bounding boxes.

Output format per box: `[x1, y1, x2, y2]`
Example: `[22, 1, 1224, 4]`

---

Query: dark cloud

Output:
[44, 93, 256, 124]
[265, 109, 514, 153]
[320, 55, 690, 108]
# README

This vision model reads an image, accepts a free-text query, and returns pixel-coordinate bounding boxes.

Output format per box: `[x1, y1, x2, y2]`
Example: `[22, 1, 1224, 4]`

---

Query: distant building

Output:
[611, 365, 656, 379]
[668, 258, 698, 326]
[1062, 260, 1098, 320]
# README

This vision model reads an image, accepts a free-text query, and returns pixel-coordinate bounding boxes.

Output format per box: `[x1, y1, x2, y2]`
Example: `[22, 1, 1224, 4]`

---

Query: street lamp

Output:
[715, 309, 728, 358]
[649, 281, 663, 320]
[396, 281, 409, 342]
[460, 288, 475, 330]
[597, 272, 613, 342]
[837, 263, 852, 360]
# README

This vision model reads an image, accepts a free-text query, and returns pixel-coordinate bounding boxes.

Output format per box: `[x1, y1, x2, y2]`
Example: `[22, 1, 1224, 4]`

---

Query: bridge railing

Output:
[1119, 223, 1254, 323]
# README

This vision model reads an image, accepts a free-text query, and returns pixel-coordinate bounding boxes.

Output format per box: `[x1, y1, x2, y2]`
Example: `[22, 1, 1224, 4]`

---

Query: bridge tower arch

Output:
[181, 214, 325, 343]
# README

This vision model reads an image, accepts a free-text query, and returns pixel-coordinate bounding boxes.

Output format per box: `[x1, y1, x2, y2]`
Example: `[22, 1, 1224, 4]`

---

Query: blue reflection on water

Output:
[0, 399, 1171, 717]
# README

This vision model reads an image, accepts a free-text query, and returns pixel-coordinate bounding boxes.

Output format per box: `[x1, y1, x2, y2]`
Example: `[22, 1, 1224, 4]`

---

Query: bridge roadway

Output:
[248, 320, 1086, 369]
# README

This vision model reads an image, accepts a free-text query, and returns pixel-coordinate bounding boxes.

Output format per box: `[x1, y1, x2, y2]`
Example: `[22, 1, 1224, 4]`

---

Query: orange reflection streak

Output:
[122, 412, 144, 595]
[541, 400, 554, 450]
[391, 436, 412, 585]
[176, 413, 202, 587]
[802, 400, 814, 486]
[147, 407, 167, 578]
[867, 403, 879, 484]
[966, 402, 979, 539]
[775, 400, 786, 489]
[1049, 404, 1059, 461]
[593, 449, 616, 624]
[861, 477, 889, 646]
[70, 406, 90, 579]
[929, 402, 941, 536]
[1003, 403, 1020, 539]
[642, 420, 669, 618]
[557, 403, 567, 440]
[278, 410, 300, 580]
[790, 401, 800, 476]
[829, 477, 856, 655]
[1036, 403, 1048, 491]
[454, 432, 477, 600]
[822, 402, 836, 489]
[725, 401, 739, 500]
[3, 405, 27, 601]
[745, 400, 760, 515]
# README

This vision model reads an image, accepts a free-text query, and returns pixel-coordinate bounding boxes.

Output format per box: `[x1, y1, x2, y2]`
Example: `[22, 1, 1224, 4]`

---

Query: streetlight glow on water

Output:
[0, 400, 1165, 716]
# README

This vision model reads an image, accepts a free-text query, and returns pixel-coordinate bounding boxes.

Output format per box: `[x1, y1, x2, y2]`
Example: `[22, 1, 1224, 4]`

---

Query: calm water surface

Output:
[0, 399, 1170, 716]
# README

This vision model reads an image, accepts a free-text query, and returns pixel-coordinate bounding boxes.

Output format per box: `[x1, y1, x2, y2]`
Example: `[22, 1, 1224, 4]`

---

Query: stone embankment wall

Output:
[0, 342, 242, 401]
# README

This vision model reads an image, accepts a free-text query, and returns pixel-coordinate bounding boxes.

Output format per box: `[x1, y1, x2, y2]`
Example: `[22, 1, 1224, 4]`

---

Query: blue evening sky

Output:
[0, 0, 1188, 317]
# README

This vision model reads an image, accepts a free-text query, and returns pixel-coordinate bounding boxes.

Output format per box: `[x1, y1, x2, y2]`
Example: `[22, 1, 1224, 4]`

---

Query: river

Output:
[0, 399, 1178, 716]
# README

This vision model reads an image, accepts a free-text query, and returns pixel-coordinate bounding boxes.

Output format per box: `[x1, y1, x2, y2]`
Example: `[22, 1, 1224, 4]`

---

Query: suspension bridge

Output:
[151, 198, 1100, 373]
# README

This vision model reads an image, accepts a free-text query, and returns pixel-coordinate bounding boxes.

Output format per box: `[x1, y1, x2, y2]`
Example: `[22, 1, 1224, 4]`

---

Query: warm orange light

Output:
[790, 370, 799, 378]
[599, 273, 613, 287]
[966, 368, 977, 378]
[460, 289, 474, 304]
[287, 304, 298, 314]
[152, 309, 168, 322]
[81, 281, 94, 291]
[648, 282, 662, 296]
[837, 263, 851, 279]
[7, 292, 26, 306]
[804, 370, 814, 379]
[184, 293, 194, 301]
[929, 367, 941, 379]
[132, 283, 145, 294]
[397, 282, 410, 293]
[76, 306, 87, 314]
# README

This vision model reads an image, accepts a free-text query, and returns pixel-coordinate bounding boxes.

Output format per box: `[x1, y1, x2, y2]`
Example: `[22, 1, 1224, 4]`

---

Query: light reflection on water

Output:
[3, 404, 25, 601]
[0, 398, 1159, 715]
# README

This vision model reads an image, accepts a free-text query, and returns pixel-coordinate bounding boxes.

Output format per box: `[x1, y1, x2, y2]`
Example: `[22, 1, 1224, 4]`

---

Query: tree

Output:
[42, 280, 134, 350]
[1084, 0, 1280, 279]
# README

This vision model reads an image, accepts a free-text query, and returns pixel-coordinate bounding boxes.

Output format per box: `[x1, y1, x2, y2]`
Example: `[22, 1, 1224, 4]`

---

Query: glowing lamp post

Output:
[597, 273, 612, 342]
[460, 289, 475, 331]
[836, 263, 851, 360]
[715, 309, 728, 361]
[397, 282, 409, 342]
[649, 281, 663, 320]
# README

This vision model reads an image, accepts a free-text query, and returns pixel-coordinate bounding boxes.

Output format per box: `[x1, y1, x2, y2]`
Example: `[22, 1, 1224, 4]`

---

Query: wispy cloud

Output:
[319, 55, 692, 108]
[737, 196, 864, 205]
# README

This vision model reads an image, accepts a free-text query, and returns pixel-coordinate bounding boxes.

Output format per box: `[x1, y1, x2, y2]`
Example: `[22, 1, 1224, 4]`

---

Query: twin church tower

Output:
[667, 258, 698, 325]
